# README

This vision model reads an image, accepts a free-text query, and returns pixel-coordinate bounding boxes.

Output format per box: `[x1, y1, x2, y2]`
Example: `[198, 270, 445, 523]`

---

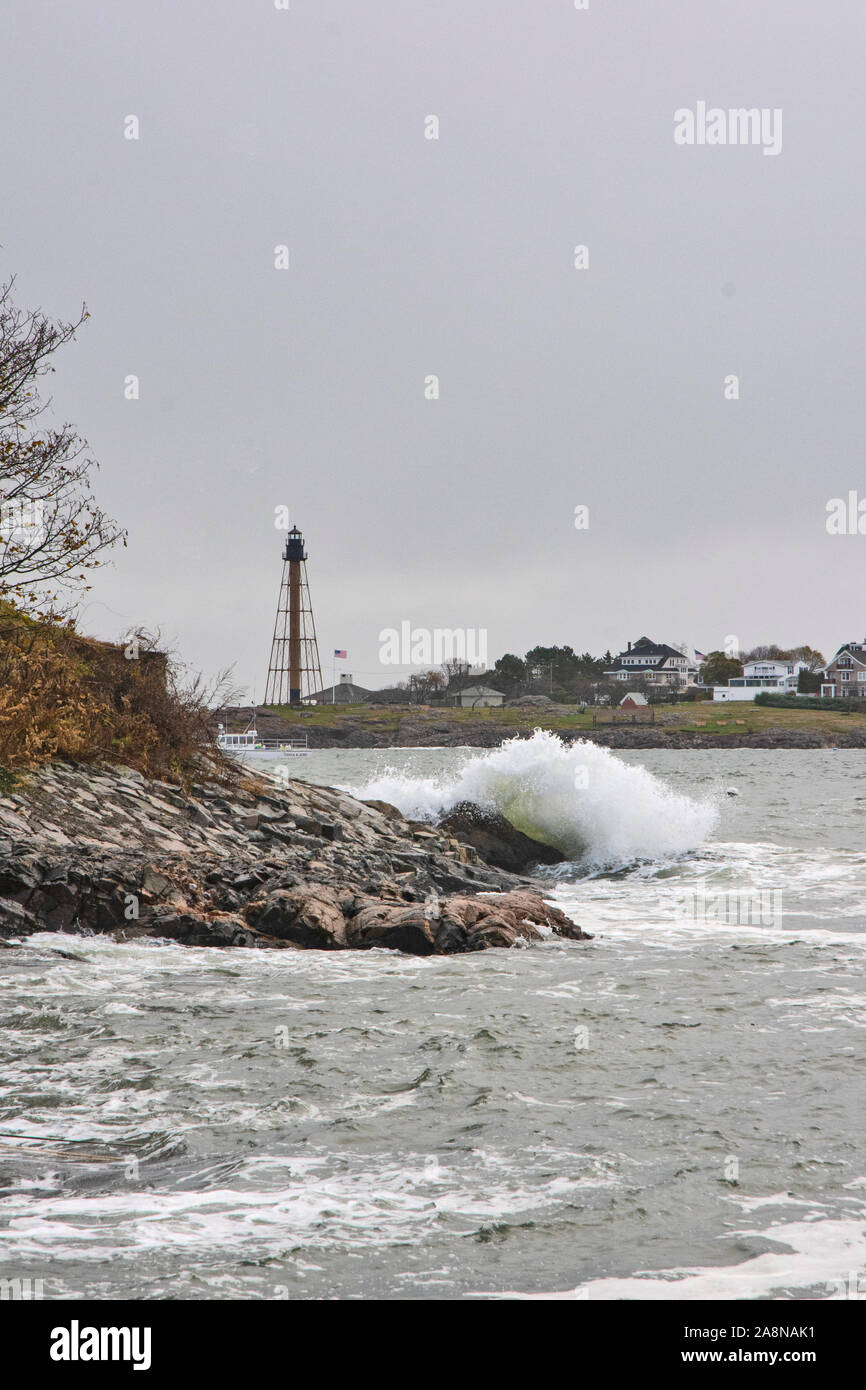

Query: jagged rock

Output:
[361, 799, 404, 821]
[0, 895, 40, 933]
[141, 867, 171, 897]
[112, 765, 144, 783]
[431, 911, 470, 954]
[447, 890, 592, 946]
[346, 902, 439, 955]
[143, 912, 265, 948]
[468, 912, 540, 949]
[188, 801, 216, 828]
[245, 885, 348, 949]
[26, 880, 81, 930]
[437, 802, 565, 872]
[0, 861, 41, 895]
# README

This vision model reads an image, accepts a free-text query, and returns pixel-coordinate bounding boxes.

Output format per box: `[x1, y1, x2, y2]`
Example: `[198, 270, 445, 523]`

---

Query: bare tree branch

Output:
[0, 276, 125, 611]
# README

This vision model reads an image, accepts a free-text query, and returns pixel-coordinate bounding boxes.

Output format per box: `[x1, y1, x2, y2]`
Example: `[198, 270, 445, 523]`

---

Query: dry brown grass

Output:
[0, 603, 235, 786]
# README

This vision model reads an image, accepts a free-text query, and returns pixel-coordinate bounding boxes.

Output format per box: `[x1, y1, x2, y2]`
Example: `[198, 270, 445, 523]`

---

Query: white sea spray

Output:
[354, 730, 718, 867]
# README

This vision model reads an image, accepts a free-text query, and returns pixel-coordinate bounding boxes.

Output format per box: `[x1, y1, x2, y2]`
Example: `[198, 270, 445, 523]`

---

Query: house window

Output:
[840, 671, 850, 681]
[857, 672, 866, 682]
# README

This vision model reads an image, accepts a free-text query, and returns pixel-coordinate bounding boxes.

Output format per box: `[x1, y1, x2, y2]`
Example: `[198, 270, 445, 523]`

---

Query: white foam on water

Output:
[0, 1159, 615, 1261]
[352, 730, 718, 868]
[473, 1208, 866, 1300]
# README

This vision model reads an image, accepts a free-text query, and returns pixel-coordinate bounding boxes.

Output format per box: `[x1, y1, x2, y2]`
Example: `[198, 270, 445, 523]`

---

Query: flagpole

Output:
[332, 653, 335, 704]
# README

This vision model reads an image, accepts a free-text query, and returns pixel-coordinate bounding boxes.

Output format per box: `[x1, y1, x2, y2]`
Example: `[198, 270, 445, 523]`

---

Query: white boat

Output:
[216, 728, 309, 759]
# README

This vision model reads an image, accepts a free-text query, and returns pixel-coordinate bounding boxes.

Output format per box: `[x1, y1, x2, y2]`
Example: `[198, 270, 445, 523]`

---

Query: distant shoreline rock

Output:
[0, 763, 590, 956]
[214, 706, 865, 751]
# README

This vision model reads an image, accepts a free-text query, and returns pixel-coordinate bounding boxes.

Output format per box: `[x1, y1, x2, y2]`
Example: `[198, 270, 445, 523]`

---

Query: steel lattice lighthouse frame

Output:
[264, 526, 323, 706]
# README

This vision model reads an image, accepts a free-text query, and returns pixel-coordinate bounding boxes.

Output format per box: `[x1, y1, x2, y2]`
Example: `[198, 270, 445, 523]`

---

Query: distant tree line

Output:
[491, 646, 612, 702]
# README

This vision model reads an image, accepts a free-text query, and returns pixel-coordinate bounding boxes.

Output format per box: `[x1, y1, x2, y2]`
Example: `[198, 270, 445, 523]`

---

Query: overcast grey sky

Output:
[4, 0, 864, 691]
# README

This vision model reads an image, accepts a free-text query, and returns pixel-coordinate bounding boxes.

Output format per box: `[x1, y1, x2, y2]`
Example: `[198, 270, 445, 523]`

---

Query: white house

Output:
[713, 660, 806, 702]
[455, 684, 505, 708]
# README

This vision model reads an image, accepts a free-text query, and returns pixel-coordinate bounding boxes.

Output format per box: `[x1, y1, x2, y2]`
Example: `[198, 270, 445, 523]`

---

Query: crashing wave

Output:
[352, 730, 717, 869]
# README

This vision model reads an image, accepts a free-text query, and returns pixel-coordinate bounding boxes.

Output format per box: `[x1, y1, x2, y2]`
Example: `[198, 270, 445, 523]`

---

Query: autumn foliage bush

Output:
[0, 603, 233, 785]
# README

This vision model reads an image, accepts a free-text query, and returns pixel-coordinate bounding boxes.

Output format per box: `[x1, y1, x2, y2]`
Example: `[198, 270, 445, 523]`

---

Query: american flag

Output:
[334, 649, 347, 659]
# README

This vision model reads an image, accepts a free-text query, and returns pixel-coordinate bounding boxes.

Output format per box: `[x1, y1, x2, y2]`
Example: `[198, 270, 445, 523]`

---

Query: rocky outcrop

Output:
[0, 762, 589, 956]
[437, 801, 564, 873]
[245, 885, 349, 949]
[343, 889, 590, 954]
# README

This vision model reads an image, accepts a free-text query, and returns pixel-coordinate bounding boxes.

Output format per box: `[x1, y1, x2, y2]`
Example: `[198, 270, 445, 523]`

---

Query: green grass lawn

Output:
[651, 702, 866, 737]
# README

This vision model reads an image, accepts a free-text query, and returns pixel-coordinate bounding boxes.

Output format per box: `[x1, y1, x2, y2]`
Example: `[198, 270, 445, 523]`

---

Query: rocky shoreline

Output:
[571, 728, 862, 750]
[0, 762, 590, 956]
[216, 707, 866, 751]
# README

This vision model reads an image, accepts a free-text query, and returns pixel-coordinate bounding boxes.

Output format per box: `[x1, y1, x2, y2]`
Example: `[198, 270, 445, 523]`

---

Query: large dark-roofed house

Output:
[604, 637, 698, 689]
[821, 642, 866, 698]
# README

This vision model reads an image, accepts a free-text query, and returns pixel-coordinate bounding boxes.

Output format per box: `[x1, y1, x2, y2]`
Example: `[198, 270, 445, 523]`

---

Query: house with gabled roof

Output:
[452, 683, 505, 708]
[604, 637, 699, 690]
[820, 642, 866, 699]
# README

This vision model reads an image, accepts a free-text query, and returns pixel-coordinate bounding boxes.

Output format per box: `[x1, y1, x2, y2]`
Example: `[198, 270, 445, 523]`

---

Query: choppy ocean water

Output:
[1, 742, 865, 1301]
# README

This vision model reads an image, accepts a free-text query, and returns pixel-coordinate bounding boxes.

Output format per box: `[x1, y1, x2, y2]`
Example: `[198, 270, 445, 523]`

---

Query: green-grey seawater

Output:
[1, 748, 864, 1300]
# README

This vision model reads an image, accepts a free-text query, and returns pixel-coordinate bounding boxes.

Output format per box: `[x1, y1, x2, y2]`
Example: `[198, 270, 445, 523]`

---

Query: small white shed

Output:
[457, 684, 505, 708]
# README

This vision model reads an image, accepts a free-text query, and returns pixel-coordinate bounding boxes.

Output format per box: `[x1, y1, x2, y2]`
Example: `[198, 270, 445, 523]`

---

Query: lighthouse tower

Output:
[264, 526, 323, 706]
